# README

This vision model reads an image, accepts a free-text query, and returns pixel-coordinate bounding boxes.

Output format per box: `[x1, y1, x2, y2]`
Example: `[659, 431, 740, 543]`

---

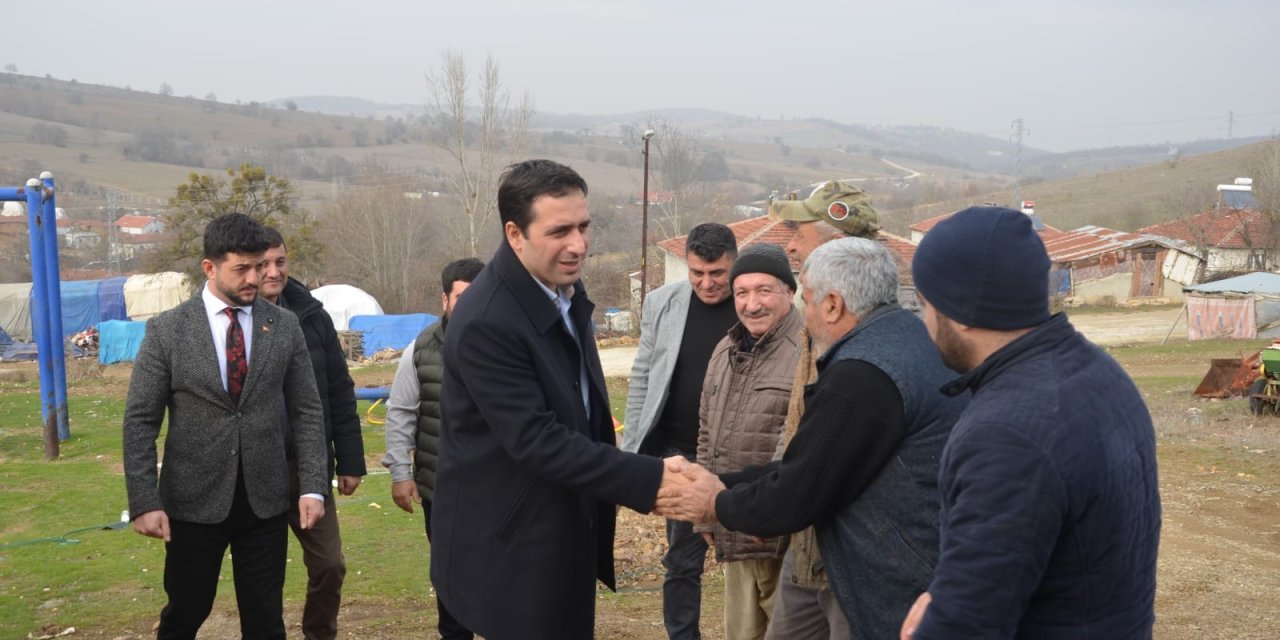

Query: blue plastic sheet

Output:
[348, 314, 437, 355]
[59, 280, 102, 337]
[2, 341, 38, 361]
[98, 319, 147, 364]
[97, 277, 128, 323]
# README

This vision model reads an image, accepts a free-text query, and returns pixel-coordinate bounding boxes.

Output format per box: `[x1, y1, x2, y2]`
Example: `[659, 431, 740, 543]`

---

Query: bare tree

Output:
[1246, 141, 1280, 269]
[425, 52, 533, 257]
[319, 161, 461, 313]
[643, 119, 723, 238]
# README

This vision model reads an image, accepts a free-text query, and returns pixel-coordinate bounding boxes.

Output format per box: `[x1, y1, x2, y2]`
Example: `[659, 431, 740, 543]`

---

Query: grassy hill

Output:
[885, 138, 1280, 235]
[2, 70, 1276, 306]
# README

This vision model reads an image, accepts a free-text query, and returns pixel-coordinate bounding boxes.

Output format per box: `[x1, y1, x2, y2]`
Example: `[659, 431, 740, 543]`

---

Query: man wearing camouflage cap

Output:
[755, 180, 880, 639]
[772, 180, 880, 265]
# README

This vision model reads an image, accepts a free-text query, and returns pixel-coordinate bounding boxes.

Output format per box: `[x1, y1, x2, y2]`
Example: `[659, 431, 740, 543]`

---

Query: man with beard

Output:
[123, 213, 329, 639]
[259, 227, 366, 640]
[623, 222, 738, 640]
[767, 179, 882, 639]
[382, 257, 485, 640]
[657, 238, 964, 639]
[900, 206, 1161, 639]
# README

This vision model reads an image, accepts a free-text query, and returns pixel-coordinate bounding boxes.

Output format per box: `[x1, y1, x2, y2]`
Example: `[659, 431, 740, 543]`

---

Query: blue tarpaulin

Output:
[60, 280, 103, 337]
[2, 341, 38, 361]
[97, 277, 128, 323]
[58, 277, 131, 337]
[98, 320, 147, 364]
[348, 313, 437, 354]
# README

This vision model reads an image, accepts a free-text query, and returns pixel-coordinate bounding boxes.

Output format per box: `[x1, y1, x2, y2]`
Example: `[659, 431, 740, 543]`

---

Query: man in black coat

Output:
[261, 228, 366, 640]
[433, 159, 683, 639]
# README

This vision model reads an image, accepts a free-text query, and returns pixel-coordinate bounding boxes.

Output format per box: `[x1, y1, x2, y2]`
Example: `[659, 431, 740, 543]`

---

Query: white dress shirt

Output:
[202, 283, 322, 503]
[201, 283, 254, 392]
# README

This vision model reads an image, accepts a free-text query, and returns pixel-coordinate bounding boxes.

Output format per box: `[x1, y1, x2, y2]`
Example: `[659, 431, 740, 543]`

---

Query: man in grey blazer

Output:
[123, 213, 330, 640]
[623, 222, 738, 640]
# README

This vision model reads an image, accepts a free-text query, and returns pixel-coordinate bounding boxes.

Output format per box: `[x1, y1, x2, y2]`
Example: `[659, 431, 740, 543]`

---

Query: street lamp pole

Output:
[640, 129, 655, 308]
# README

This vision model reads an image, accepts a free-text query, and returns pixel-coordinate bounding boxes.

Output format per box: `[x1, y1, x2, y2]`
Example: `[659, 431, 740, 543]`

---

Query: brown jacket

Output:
[697, 307, 803, 562]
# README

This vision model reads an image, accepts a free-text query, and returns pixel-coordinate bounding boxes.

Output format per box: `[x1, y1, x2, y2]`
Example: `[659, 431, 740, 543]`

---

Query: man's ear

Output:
[823, 291, 844, 323]
[504, 221, 523, 251]
[201, 258, 216, 280]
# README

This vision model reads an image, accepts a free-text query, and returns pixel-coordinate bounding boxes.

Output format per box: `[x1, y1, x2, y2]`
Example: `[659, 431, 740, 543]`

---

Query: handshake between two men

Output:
[654, 456, 725, 525]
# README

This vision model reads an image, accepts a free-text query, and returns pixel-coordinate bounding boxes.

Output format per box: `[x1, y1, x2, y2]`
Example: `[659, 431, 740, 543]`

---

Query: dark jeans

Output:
[662, 449, 708, 640]
[159, 477, 287, 640]
[425, 499, 474, 640]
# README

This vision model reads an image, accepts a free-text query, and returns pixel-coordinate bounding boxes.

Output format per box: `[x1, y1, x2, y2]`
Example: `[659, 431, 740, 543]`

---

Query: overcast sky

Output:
[10, 0, 1279, 151]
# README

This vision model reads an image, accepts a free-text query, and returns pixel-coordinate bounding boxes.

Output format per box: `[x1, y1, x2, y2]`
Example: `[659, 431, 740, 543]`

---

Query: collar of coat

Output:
[940, 312, 1074, 397]
[491, 240, 595, 336]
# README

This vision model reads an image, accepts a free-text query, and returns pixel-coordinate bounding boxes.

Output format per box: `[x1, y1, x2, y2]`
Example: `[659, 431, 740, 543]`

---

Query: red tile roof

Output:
[659, 215, 799, 268]
[877, 231, 917, 284]
[1040, 226, 1165, 263]
[115, 214, 159, 229]
[1138, 208, 1272, 250]
[908, 212, 951, 234]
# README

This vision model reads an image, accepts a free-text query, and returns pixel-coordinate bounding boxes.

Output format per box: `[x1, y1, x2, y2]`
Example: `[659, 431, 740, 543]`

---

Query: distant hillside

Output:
[277, 95, 425, 119]
[886, 138, 1280, 236]
[0, 71, 1271, 241]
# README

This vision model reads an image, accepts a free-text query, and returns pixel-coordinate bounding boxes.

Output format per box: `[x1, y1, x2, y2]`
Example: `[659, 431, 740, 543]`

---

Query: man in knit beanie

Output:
[901, 206, 1161, 639]
[695, 242, 803, 639]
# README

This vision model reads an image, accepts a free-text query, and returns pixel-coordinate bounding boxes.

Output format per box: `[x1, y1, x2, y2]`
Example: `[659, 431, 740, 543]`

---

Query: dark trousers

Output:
[662, 450, 708, 640]
[158, 478, 288, 640]
[425, 499, 474, 640]
[287, 469, 346, 640]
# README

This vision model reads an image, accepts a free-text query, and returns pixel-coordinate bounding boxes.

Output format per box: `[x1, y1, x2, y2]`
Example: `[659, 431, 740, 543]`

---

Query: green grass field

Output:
[3, 336, 1280, 638]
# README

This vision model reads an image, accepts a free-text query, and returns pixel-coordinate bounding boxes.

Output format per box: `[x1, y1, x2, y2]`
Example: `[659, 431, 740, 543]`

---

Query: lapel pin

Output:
[262, 326, 270, 333]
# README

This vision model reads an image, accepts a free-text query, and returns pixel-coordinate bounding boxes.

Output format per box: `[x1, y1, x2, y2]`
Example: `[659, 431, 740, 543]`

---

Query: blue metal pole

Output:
[40, 172, 70, 441]
[0, 187, 27, 200]
[24, 180, 59, 459]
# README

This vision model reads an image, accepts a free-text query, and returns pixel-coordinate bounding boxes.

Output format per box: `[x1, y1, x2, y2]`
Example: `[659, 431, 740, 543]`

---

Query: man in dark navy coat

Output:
[432, 159, 681, 639]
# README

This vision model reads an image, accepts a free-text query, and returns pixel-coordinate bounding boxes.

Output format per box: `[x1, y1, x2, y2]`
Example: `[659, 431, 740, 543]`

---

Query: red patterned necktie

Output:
[224, 307, 247, 406]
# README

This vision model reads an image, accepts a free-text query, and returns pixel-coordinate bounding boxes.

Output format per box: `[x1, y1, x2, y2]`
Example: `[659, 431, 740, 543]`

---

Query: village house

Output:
[114, 214, 165, 235]
[1041, 225, 1199, 305]
[1139, 178, 1271, 279]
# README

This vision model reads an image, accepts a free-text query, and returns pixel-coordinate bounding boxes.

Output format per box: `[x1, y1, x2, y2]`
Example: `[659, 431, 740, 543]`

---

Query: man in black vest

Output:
[382, 257, 484, 640]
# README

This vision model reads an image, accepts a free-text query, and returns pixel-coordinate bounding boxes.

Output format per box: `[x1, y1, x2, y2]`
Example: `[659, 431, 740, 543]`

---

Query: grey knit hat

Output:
[730, 243, 797, 290]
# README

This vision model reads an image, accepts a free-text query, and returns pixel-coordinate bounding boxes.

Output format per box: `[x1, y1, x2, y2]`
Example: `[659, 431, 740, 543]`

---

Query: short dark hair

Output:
[203, 213, 269, 261]
[497, 159, 588, 236]
[262, 225, 285, 249]
[686, 223, 737, 262]
[441, 257, 484, 296]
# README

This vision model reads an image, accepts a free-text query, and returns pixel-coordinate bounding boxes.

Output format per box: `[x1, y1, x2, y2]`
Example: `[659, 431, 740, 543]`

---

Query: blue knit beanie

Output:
[912, 206, 1051, 330]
